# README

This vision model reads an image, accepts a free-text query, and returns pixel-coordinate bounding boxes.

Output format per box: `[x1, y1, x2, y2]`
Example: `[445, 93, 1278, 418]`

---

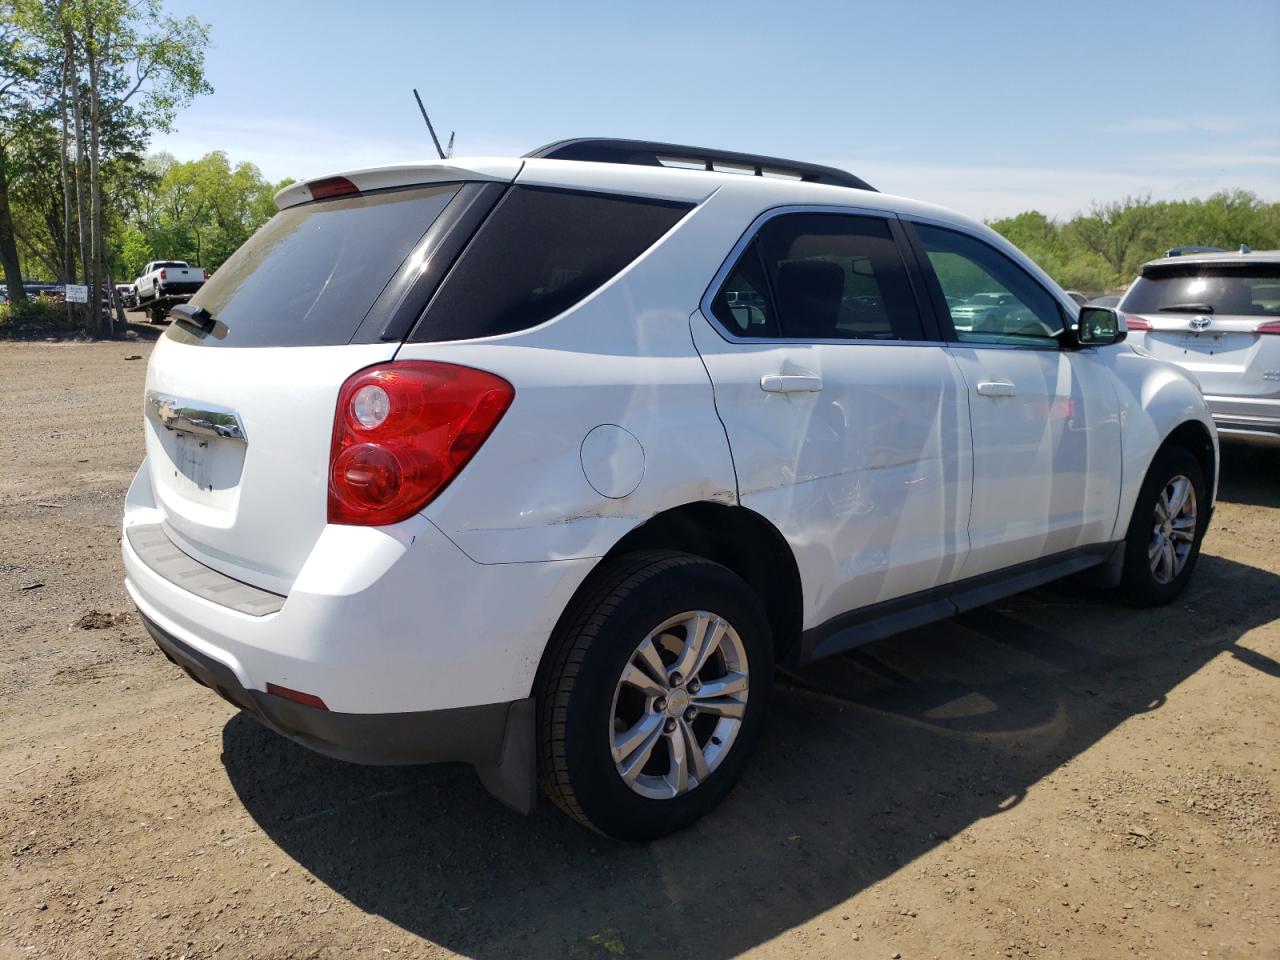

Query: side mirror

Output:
[1075, 306, 1127, 346]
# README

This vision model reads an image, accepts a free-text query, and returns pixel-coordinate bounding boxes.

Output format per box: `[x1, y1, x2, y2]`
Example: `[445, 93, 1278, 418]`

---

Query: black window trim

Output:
[900, 216, 1076, 352]
[352, 180, 510, 344]
[699, 204, 940, 347]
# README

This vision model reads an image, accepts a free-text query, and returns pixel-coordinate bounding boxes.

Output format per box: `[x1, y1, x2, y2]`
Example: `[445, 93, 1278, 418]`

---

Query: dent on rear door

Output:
[689, 311, 972, 629]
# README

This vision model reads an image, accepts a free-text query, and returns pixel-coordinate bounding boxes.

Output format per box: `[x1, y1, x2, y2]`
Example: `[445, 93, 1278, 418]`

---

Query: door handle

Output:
[976, 380, 1016, 398]
[760, 374, 824, 394]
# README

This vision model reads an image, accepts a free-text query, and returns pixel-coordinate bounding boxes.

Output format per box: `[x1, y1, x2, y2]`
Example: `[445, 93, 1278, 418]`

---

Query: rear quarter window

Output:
[409, 186, 693, 342]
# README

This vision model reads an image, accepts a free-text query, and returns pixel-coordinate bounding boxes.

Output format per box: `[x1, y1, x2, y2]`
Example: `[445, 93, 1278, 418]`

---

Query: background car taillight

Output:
[202, 268, 210, 280]
[159, 269, 167, 282]
[328, 361, 514, 525]
[1122, 312, 1151, 331]
[1257, 320, 1280, 335]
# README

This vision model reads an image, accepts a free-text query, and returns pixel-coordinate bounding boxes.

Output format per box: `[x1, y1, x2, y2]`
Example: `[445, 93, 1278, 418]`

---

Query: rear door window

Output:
[710, 213, 924, 341]
[1121, 264, 1280, 317]
[167, 184, 463, 348]
[409, 186, 693, 342]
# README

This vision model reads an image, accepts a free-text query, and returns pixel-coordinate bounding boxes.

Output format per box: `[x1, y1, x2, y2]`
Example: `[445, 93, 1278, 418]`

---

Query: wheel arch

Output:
[1159, 419, 1217, 505]
[539, 501, 804, 673]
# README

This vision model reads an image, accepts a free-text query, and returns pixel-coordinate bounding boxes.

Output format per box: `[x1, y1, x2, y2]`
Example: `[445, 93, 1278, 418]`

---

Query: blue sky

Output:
[152, 0, 1280, 220]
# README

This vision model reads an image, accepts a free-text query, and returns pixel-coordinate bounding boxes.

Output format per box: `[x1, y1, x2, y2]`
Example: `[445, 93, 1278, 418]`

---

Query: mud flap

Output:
[475, 696, 537, 815]
[1077, 540, 1126, 588]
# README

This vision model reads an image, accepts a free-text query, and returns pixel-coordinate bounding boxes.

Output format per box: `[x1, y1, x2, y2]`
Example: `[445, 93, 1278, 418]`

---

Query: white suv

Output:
[1119, 248, 1280, 446]
[123, 139, 1218, 840]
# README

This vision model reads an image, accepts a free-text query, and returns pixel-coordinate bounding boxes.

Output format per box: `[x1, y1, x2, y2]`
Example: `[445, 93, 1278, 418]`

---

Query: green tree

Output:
[987, 192, 1280, 294]
[121, 150, 286, 277]
[2, 0, 211, 333]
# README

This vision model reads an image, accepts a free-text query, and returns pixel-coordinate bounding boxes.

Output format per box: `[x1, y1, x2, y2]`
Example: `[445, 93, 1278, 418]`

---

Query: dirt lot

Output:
[2, 337, 1278, 960]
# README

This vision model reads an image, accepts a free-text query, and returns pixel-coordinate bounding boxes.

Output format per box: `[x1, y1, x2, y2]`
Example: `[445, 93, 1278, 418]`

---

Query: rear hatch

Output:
[140, 163, 517, 593]
[1120, 260, 1280, 397]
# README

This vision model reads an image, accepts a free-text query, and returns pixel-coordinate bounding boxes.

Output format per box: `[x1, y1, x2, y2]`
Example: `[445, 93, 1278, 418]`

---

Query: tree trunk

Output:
[86, 22, 108, 337]
[59, 47, 75, 259]
[0, 147, 28, 305]
[65, 24, 91, 329]
[103, 254, 125, 327]
[59, 41, 75, 325]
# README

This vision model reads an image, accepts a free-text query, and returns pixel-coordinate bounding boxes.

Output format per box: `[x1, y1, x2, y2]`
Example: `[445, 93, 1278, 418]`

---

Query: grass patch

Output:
[0, 297, 94, 340]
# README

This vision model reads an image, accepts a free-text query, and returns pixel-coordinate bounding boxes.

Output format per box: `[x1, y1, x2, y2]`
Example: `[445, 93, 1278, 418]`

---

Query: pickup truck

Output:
[134, 260, 208, 323]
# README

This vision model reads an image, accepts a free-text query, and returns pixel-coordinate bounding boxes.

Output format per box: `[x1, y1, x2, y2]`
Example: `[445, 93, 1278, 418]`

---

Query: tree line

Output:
[0, 0, 222, 334]
[988, 190, 1280, 294]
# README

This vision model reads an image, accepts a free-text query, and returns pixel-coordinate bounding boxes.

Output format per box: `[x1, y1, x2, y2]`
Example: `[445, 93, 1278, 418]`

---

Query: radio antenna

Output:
[412, 89, 446, 160]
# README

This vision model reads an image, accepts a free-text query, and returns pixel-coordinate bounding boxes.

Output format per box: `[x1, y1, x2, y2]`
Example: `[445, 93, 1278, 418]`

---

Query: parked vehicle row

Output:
[123, 139, 1218, 840]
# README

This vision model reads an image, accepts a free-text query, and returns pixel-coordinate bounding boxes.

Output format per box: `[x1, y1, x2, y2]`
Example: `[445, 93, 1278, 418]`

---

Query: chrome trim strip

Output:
[144, 391, 248, 443]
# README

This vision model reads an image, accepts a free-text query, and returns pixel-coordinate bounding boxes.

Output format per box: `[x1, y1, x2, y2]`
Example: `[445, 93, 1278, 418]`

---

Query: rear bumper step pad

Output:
[125, 523, 285, 616]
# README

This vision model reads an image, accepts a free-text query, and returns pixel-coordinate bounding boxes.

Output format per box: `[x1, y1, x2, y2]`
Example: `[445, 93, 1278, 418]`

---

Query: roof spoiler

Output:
[525, 138, 875, 192]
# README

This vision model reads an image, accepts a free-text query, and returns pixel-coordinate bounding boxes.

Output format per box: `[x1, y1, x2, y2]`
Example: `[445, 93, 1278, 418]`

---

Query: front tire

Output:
[1117, 445, 1207, 606]
[536, 550, 772, 840]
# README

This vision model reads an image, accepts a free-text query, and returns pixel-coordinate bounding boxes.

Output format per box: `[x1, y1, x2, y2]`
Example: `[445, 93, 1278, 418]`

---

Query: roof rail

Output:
[524, 138, 876, 192]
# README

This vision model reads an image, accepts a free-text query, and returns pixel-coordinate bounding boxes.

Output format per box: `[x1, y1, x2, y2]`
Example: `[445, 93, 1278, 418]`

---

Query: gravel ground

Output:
[2, 335, 1278, 960]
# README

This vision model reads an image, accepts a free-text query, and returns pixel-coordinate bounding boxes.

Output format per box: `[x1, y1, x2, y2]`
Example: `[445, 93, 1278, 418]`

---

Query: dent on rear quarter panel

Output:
[397, 197, 743, 564]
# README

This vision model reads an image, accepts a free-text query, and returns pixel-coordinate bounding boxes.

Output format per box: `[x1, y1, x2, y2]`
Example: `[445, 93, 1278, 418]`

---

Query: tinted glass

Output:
[167, 184, 462, 348]
[916, 224, 1064, 345]
[710, 242, 777, 336]
[713, 213, 922, 341]
[411, 186, 692, 342]
[1120, 264, 1280, 317]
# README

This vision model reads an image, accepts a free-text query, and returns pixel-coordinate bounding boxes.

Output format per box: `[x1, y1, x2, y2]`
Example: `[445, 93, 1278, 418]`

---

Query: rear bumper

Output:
[122, 461, 596, 716]
[1204, 395, 1280, 447]
[157, 281, 204, 297]
[141, 608, 523, 767]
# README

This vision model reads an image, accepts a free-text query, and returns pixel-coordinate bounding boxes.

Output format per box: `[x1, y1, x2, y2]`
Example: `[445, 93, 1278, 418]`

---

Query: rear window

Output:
[1122, 263, 1280, 318]
[166, 184, 462, 348]
[409, 186, 692, 342]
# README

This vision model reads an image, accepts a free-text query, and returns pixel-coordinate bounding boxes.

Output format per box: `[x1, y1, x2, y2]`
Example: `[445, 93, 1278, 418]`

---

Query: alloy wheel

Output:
[608, 610, 749, 800]
[1148, 474, 1197, 585]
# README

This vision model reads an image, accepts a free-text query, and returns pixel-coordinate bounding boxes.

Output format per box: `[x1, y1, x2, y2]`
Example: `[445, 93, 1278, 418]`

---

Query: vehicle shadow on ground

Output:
[1217, 442, 1280, 509]
[221, 543, 1280, 958]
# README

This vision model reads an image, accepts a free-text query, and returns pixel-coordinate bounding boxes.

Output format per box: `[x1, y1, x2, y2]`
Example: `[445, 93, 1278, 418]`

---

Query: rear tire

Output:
[147, 305, 166, 324]
[536, 550, 772, 840]
[1117, 445, 1207, 606]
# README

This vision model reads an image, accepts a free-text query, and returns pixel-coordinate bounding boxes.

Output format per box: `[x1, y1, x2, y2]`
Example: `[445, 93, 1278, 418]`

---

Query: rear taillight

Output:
[1122, 313, 1151, 331]
[328, 361, 514, 526]
[1258, 321, 1280, 335]
[159, 269, 167, 281]
[202, 268, 210, 280]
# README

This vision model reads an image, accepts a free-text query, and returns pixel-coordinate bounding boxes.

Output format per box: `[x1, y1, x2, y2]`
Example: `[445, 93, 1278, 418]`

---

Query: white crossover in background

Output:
[123, 138, 1218, 840]
[1118, 247, 1280, 447]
